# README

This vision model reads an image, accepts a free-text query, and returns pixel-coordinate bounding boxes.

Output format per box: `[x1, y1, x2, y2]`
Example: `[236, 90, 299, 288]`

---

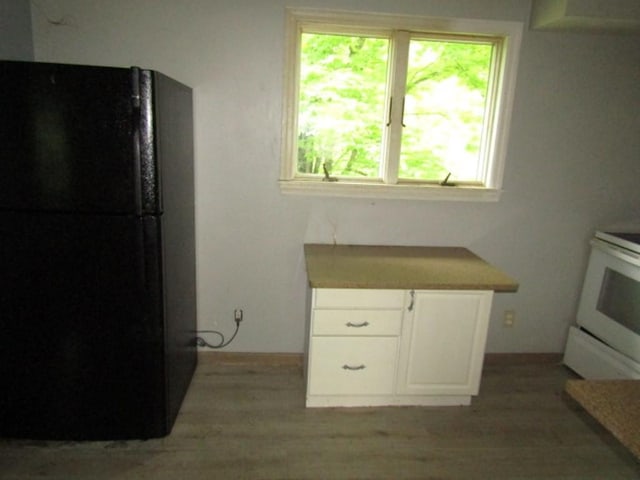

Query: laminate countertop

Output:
[565, 379, 640, 459]
[304, 244, 518, 292]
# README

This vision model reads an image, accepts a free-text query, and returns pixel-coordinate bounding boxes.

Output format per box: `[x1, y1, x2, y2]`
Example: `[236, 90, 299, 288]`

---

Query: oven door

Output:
[577, 238, 640, 363]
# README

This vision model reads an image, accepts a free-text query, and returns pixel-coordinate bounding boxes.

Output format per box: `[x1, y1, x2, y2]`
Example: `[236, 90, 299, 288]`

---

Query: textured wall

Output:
[1, 0, 33, 59]
[30, 0, 640, 353]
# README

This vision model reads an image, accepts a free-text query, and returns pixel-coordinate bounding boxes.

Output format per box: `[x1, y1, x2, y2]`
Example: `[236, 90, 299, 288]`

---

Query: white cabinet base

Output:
[306, 288, 493, 408]
[306, 394, 471, 408]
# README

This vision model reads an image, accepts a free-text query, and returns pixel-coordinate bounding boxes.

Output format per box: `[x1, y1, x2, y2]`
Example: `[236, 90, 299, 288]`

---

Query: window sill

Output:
[279, 179, 502, 202]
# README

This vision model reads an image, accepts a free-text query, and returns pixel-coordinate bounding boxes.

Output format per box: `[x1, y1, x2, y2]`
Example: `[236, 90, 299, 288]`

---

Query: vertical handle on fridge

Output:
[131, 67, 143, 216]
[130, 67, 159, 216]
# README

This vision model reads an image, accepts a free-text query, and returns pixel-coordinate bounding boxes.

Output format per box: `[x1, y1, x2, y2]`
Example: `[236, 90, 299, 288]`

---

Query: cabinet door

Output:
[396, 290, 493, 396]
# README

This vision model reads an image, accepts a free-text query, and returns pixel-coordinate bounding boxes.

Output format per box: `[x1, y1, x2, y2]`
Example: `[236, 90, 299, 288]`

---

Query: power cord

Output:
[195, 310, 243, 349]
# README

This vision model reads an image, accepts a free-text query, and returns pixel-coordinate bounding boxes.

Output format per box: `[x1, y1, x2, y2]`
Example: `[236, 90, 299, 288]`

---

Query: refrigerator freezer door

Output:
[0, 212, 168, 440]
[0, 61, 158, 214]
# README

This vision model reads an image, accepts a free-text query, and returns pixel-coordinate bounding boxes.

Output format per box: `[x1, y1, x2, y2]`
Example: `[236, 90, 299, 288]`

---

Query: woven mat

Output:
[565, 379, 640, 459]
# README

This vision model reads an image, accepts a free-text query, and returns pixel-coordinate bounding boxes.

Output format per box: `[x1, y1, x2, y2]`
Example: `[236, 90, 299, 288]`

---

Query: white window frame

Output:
[279, 8, 522, 202]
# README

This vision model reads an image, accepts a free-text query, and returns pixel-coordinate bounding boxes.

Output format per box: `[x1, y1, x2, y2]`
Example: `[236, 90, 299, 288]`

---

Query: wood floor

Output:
[1, 357, 638, 479]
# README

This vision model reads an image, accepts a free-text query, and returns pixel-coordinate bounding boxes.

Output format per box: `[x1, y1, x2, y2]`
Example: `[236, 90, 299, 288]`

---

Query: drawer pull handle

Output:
[346, 321, 370, 328]
[342, 364, 366, 371]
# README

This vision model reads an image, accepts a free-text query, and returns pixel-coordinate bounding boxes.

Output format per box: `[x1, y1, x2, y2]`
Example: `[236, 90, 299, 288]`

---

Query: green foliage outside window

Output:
[297, 33, 388, 178]
[296, 32, 493, 183]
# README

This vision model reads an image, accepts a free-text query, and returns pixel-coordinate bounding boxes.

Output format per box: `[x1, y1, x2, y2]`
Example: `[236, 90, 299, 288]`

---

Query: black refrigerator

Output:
[0, 60, 197, 440]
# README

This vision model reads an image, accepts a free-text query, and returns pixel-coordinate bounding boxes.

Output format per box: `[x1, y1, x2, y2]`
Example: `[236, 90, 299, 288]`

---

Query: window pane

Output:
[400, 39, 493, 182]
[597, 268, 640, 335]
[297, 33, 389, 178]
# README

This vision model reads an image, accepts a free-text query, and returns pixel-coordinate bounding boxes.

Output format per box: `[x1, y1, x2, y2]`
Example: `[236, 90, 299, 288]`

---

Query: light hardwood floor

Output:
[1, 356, 638, 479]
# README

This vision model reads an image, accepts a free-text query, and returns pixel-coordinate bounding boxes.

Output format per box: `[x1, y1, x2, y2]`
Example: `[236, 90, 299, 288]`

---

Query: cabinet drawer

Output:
[312, 310, 402, 336]
[314, 289, 404, 309]
[308, 337, 397, 395]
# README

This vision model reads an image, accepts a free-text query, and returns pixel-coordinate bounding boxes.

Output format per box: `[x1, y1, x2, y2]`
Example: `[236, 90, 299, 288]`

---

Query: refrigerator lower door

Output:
[0, 212, 168, 440]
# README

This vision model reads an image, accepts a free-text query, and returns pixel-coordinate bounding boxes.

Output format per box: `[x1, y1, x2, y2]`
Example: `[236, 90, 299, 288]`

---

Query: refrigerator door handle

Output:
[133, 68, 160, 216]
[131, 67, 143, 216]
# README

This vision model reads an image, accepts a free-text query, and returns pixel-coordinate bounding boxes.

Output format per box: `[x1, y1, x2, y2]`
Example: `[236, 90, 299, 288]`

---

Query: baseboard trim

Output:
[198, 351, 304, 367]
[199, 351, 562, 367]
[483, 353, 563, 365]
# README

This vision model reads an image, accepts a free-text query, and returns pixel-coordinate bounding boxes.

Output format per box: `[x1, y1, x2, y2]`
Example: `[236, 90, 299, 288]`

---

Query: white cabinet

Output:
[396, 290, 493, 398]
[306, 289, 404, 407]
[308, 337, 398, 397]
[530, 0, 640, 33]
[306, 288, 493, 407]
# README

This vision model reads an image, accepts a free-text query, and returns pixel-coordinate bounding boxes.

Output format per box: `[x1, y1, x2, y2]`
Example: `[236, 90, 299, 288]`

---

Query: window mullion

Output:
[382, 30, 410, 185]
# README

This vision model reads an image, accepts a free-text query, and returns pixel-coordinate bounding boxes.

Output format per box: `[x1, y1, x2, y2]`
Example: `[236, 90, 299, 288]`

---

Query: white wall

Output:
[1, 0, 33, 59]
[30, 0, 640, 353]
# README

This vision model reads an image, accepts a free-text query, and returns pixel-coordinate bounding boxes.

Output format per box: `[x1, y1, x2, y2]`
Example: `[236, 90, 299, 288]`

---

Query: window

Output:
[280, 9, 522, 201]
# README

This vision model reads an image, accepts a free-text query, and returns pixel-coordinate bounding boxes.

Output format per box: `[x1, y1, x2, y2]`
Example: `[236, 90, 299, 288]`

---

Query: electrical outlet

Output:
[234, 309, 243, 323]
[503, 310, 515, 327]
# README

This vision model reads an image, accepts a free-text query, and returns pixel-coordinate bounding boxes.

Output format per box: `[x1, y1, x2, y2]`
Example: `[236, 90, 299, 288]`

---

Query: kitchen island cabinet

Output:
[304, 244, 518, 408]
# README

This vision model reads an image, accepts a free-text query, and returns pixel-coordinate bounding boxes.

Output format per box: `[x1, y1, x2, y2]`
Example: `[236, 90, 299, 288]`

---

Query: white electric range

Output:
[564, 230, 640, 379]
